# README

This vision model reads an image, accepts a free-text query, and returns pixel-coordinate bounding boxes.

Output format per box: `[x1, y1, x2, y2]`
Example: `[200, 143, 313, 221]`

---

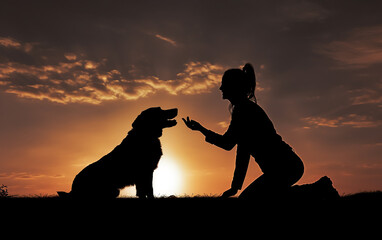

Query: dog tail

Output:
[57, 191, 72, 199]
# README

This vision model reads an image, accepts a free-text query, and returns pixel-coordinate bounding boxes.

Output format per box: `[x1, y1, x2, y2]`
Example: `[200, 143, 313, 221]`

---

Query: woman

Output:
[182, 63, 304, 199]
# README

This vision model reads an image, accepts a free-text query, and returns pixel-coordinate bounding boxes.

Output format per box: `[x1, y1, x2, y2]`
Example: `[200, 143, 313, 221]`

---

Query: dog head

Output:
[132, 107, 178, 137]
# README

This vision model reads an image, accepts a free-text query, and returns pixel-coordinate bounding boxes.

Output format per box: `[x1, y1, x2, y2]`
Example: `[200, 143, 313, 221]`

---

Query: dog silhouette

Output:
[58, 107, 178, 199]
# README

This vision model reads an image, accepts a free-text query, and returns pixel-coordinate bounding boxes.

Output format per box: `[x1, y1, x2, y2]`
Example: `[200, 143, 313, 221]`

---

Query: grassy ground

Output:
[2, 190, 381, 201]
[1, 192, 380, 236]
[1, 191, 381, 212]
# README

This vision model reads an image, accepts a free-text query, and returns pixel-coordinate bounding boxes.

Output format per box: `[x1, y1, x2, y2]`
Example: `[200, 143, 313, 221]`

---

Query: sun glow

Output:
[119, 156, 183, 198]
[153, 156, 183, 197]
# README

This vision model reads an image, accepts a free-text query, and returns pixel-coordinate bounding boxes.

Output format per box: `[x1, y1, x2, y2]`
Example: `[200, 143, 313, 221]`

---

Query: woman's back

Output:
[232, 100, 294, 173]
[232, 101, 286, 151]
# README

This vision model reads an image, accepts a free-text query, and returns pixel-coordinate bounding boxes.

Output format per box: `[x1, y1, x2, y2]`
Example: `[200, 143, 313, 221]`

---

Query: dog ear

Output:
[132, 107, 161, 129]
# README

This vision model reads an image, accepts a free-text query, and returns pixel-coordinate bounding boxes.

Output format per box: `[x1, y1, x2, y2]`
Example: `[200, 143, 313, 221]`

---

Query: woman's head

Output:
[219, 63, 256, 104]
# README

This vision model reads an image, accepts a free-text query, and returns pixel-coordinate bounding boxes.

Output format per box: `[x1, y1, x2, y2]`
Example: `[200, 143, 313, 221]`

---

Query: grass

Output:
[2, 191, 381, 209]
[1, 191, 381, 234]
[2, 190, 381, 200]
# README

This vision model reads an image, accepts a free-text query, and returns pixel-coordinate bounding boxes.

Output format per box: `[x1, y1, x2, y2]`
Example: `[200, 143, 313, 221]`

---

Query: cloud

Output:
[0, 37, 224, 104]
[0, 172, 64, 180]
[316, 25, 382, 68]
[131, 61, 223, 95]
[0, 58, 158, 104]
[280, 1, 330, 22]
[349, 88, 382, 107]
[0, 36, 33, 52]
[154, 34, 177, 47]
[302, 114, 381, 129]
[0, 37, 21, 48]
[175, 61, 224, 95]
[64, 53, 77, 61]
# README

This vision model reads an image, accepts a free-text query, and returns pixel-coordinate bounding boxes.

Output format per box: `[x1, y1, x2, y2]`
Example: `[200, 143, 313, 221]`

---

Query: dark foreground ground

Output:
[1, 192, 381, 236]
[1, 191, 381, 210]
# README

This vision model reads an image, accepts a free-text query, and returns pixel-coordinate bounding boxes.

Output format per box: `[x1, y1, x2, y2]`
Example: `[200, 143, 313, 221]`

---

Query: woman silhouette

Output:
[183, 63, 304, 199]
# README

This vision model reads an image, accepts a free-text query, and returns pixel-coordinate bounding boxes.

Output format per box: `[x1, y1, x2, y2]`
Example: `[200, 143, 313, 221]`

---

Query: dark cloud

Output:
[315, 25, 382, 68]
[1, 0, 381, 139]
[303, 114, 381, 129]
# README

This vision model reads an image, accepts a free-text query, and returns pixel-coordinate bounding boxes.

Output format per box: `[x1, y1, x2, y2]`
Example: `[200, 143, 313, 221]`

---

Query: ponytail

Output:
[242, 63, 257, 103]
[222, 63, 257, 104]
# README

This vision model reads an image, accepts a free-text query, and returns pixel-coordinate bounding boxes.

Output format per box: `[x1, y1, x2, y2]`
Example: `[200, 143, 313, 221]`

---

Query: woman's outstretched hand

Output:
[220, 188, 238, 198]
[182, 117, 203, 131]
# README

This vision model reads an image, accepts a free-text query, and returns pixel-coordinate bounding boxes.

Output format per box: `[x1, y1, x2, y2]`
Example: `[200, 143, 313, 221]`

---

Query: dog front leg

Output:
[136, 171, 154, 199]
[146, 171, 154, 199]
[136, 177, 146, 199]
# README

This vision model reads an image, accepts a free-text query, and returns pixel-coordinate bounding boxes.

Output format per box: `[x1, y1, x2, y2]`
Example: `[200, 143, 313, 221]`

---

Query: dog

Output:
[58, 107, 178, 199]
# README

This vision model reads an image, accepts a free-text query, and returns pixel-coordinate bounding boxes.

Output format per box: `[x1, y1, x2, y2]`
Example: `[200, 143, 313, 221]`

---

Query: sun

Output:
[118, 156, 183, 198]
[153, 156, 183, 197]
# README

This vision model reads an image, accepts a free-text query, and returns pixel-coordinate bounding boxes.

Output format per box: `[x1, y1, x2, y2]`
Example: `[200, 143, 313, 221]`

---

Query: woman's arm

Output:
[221, 145, 250, 198]
[183, 117, 236, 151]
[231, 145, 250, 190]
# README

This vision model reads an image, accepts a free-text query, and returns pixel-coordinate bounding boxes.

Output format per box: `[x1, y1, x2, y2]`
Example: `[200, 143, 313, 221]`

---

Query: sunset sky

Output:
[1, 0, 381, 196]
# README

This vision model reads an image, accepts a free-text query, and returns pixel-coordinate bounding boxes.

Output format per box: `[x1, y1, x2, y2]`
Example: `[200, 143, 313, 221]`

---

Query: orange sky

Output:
[0, 0, 381, 196]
